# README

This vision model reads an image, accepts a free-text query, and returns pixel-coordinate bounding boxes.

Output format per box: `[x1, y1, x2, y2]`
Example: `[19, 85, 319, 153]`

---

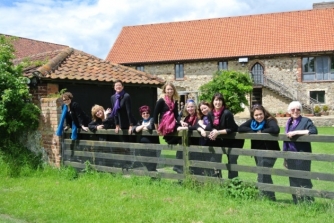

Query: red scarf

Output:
[185, 114, 197, 126]
[158, 96, 176, 135]
[213, 107, 224, 126]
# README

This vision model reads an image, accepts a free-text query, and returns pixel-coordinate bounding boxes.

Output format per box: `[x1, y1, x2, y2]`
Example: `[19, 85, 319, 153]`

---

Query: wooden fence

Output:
[62, 130, 334, 200]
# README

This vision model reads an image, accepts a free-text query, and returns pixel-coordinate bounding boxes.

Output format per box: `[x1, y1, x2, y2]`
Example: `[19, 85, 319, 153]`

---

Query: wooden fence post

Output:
[182, 130, 190, 178]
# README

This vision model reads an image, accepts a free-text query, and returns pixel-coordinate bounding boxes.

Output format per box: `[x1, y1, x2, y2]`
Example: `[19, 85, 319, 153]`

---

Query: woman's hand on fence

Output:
[96, 125, 104, 130]
[283, 159, 288, 168]
[81, 126, 88, 132]
[208, 129, 218, 140]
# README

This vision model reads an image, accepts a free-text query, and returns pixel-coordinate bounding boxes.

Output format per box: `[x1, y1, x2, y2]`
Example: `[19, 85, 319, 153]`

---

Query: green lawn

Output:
[0, 128, 333, 223]
[159, 127, 334, 201]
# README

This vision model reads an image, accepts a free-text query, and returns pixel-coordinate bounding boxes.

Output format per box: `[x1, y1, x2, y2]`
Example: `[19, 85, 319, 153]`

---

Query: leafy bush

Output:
[322, 105, 329, 112]
[314, 105, 321, 113]
[221, 177, 259, 200]
[199, 70, 253, 114]
[0, 35, 41, 176]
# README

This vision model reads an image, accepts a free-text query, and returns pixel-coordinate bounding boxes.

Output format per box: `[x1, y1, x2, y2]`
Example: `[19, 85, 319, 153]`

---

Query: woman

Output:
[207, 93, 244, 179]
[283, 101, 317, 204]
[238, 104, 280, 201]
[153, 82, 180, 172]
[110, 80, 137, 168]
[88, 105, 114, 132]
[110, 80, 136, 134]
[153, 81, 179, 143]
[56, 92, 91, 140]
[176, 99, 200, 174]
[132, 105, 160, 171]
[88, 105, 114, 166]
[195, 101, 215, 176]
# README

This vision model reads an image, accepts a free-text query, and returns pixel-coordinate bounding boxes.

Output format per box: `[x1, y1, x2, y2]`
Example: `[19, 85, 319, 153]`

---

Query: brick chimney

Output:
[313, 1, 334, 9]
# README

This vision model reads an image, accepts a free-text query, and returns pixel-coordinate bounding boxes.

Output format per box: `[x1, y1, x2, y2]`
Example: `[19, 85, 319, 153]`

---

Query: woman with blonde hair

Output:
[88, 105, 114, 132]
[153, 81, 180, 143]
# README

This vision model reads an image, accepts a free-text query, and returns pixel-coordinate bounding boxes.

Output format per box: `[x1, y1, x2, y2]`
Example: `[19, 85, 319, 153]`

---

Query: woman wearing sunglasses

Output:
[284, 101, 317, 204]
[238, 104, 280, 201]
[132, 105, 160, 171]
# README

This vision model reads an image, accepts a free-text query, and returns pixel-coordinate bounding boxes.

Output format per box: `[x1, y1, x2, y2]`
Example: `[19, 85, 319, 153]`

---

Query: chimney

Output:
[313, 1, 334, 9]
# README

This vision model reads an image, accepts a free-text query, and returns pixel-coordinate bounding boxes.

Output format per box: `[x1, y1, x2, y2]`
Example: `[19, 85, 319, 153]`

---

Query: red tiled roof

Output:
[25, 48, 164, 86]
[106, 8, 334, 64]
[2, 34, 68, 59]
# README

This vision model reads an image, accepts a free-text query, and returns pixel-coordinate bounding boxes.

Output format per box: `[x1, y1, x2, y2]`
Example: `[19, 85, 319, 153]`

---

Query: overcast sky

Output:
[0, 0, 324, 59]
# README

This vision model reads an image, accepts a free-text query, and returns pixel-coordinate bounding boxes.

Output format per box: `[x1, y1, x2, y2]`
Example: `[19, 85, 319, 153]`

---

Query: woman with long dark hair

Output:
[238, 104, 280, 201]
[206, 93, 243, 178]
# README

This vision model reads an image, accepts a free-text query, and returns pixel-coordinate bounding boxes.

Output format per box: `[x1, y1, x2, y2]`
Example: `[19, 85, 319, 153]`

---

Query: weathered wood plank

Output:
[189, 162, 334, 182]
[63, 150, 184, 166]
[64, 161, 184, 180]
[66, 130, 334, 142]
[187, 145, 334, 162]
[64, 139, 183, 151]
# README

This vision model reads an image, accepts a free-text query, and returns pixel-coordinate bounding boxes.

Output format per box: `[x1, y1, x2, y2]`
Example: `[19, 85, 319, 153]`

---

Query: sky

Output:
[0, 0, 325, 59]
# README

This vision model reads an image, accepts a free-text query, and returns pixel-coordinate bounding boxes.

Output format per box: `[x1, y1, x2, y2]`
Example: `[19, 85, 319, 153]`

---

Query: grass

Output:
[159, 127, 334, 200]
[0, 128, 333, 222]
[0, 165, 333, 223]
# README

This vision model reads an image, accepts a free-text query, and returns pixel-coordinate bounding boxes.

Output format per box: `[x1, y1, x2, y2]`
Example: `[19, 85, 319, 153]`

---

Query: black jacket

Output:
[88, 118, 115, 132]
[284, 116, 317, 153]
[238, 118, 280, 151]
[110, 92, 136, 129]
[207, 108, 243, 148]
[64, 102, 90, 129]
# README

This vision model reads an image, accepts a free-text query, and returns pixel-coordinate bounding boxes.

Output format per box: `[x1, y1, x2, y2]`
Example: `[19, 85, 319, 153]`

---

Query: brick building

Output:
[106, 2, 334, 115]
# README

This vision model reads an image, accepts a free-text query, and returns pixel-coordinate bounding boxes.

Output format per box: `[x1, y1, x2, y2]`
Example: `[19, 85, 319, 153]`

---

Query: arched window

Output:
[251, 63, 264, 85]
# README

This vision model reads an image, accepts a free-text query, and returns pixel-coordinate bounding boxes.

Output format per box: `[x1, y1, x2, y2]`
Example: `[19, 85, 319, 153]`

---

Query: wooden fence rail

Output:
[62, 130, 334, 199]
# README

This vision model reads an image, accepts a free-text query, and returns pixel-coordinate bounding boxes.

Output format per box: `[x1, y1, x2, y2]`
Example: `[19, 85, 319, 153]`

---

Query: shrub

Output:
[199, 70, 253, 114]
[314, 105, 321, 113]
[322, 105, 329, 112]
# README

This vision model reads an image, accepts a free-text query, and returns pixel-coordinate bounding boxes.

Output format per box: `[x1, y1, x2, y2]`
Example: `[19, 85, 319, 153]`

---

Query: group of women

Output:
[56, 80, 317, 204]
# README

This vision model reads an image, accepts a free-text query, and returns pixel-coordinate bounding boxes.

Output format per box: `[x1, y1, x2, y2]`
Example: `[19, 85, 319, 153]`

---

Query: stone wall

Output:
[132, 55, 333, 114]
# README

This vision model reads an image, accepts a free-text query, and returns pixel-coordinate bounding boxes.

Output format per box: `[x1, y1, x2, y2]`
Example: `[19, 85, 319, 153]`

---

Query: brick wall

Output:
[30, 83, 62, 167]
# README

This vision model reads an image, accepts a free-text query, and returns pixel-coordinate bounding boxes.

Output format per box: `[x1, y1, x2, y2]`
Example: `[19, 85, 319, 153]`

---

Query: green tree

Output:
[199, 70, 253, 114]
[0, 35, 41, 175]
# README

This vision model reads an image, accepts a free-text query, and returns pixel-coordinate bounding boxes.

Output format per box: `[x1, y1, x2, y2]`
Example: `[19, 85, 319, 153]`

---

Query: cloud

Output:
[0, 0, 318, 59]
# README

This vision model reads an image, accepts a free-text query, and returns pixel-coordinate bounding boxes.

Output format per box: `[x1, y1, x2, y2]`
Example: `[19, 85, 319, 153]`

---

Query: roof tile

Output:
[106, 8, 334, 63]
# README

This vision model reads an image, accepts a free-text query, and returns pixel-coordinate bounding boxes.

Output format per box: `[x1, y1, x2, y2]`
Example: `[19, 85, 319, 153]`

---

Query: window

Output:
[175, 64, 184, 79]
[218, 61, 228, 70]
[136, 65, 144, 72]
[310, 90, 325, 103]
[302, 56, 334, 81]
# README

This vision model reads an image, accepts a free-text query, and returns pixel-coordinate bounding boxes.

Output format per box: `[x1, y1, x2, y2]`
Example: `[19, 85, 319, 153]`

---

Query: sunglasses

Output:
[63, 99, 69, 102]
[290, 108, 301, 112]
[252, 104, 263, 109]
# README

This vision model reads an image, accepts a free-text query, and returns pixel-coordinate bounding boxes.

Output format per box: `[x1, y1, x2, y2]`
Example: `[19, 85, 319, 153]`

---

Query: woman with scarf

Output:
[238, 104, 280, 201]
[176, 99, 200, 174]
[110, 80, 137, 168]
[283, 101, 317, 204]
[56, 92, 91, 140]
[207, 93, 244, 179]
[153, 82, 180, 171]
[132, 105, 160, 171]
